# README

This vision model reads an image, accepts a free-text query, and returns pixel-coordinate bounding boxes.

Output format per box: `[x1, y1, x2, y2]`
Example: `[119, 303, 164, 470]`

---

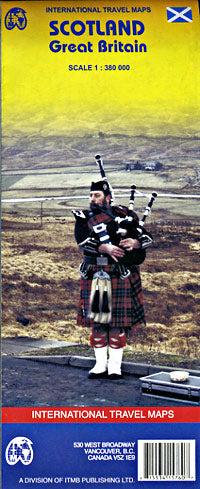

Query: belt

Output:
[82, 256, 131, 279]
[84, 255, 110, 265]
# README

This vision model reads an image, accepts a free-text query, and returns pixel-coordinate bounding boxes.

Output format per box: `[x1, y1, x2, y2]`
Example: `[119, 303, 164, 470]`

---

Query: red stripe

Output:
[2, 407, 200, 424]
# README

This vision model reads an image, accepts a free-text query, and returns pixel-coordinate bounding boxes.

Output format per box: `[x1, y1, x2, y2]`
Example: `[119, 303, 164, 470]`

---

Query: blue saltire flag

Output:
[167, 7, 193, 22]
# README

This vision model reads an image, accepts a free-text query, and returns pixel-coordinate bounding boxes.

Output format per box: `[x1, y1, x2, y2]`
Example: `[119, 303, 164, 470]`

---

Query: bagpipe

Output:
[94, 154, 157, 267]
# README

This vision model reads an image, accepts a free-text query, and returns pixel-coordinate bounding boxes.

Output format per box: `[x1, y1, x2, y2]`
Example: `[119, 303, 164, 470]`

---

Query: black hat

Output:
[90, 180, 111, 196]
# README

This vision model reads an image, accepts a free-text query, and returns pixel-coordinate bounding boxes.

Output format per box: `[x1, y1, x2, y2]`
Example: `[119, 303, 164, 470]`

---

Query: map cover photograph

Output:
[1, 1, 200, 487]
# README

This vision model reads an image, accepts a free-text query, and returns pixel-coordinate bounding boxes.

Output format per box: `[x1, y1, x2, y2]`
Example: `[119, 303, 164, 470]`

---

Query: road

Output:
[2, 356, 189, 407]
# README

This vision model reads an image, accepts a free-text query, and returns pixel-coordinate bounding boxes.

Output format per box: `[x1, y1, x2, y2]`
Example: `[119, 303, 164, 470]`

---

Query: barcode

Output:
[138, 440, 196, 481]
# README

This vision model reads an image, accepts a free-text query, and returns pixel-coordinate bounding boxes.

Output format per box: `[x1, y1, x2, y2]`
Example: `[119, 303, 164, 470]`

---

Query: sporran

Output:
[90, 270, 112, 323]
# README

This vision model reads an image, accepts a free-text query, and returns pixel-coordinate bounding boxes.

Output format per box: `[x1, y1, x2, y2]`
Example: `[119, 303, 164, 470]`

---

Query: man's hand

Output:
[98, 244, 125, 262]
[119, 238, 140, 251]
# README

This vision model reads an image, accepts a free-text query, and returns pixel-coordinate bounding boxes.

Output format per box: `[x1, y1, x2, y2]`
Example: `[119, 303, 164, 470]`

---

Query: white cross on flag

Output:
[167, 7, 193, 22]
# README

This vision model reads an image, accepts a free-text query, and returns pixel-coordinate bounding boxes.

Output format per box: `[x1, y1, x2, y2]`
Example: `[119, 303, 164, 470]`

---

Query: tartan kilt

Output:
[77, 265, 146, 330]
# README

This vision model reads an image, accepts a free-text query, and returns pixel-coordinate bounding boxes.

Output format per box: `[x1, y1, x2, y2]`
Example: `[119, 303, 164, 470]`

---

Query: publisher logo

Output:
[167, 7, 193, 23]
[5, 437, 33, 465]
[5, 8, 27, 30]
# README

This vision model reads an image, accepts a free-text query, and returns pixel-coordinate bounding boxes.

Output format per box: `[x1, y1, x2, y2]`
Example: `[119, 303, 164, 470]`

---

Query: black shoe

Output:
[108, 373, 123, 380]
[88, 370, 108, 379]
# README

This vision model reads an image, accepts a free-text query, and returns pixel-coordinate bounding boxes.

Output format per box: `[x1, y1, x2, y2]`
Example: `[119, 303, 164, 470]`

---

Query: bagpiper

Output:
[72, 176, 154, 380]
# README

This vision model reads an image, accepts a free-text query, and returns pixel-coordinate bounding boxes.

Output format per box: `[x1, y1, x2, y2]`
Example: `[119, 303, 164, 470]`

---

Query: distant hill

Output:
[2, 133, 200, 172]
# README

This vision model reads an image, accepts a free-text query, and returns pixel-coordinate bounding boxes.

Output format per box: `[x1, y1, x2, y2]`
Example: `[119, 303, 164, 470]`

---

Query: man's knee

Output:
[90, 326, 108, 348]
[109, 328, 127, 349]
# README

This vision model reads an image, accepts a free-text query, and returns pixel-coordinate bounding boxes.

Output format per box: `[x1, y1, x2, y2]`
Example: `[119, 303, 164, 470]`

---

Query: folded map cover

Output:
[1, 1, 200, 487]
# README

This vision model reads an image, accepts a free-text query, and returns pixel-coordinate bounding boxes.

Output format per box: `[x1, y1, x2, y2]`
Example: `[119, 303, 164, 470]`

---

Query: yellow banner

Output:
[2, 0, 200, 136]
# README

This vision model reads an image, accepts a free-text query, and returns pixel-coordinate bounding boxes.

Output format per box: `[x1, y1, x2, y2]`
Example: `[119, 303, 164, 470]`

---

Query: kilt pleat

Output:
[77, 265, 145, 329]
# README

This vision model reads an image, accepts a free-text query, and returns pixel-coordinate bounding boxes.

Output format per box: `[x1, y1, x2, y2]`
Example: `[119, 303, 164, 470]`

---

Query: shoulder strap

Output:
[88, 212, 112, 245]
[87, 211, 113, 230]
[72, 209, 89, 220]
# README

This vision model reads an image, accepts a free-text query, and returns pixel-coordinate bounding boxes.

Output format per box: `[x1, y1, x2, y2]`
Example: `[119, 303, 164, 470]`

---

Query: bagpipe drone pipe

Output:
[94, 154, 157, 267]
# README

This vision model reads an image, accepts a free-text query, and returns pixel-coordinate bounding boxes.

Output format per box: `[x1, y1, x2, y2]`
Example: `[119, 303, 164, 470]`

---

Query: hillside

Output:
[2, 214, 200, 365]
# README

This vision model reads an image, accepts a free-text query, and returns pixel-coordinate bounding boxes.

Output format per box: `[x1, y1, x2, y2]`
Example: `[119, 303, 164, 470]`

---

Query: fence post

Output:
[40, 202, 43, 227]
